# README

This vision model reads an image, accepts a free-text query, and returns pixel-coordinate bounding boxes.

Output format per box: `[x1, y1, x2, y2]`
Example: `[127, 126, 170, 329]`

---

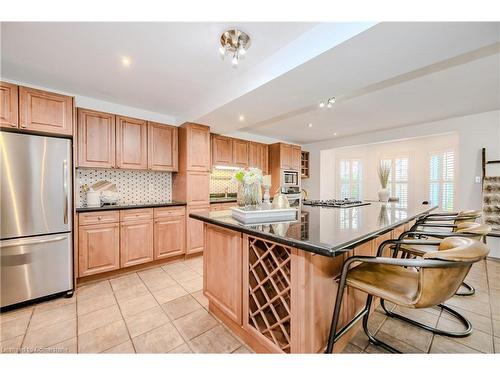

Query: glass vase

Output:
[237, 182, 261, 208]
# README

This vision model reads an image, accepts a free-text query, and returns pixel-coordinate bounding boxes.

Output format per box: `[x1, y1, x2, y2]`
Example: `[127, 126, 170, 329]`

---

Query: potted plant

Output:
[377, 161, 391, 202]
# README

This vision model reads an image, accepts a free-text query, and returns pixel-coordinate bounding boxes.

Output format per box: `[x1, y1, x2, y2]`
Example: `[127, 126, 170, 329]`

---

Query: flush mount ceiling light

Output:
[121, 56, 131, 67]
[307, 123, 313, 128]
[219, 28, 251, 68]
[319, 97, 336, 109]
[239, 115, 245, 121]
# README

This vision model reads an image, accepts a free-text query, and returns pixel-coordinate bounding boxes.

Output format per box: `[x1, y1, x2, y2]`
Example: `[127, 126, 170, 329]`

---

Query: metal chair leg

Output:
[325, 273, 348, 353]
[455, 281, 475, 296]
[362, 295, 400, 353]
[380, 299, 472, 338]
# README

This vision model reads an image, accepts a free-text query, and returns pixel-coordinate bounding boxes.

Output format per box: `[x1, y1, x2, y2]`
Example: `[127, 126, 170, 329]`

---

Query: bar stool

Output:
[325, 236, 489, 354]
[399, 221, 491, 296]
[411, 209, 482, 232]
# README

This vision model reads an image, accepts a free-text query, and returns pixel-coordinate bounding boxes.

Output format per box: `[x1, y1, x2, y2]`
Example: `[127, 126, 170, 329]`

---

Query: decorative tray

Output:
[231, 206, 298, 224]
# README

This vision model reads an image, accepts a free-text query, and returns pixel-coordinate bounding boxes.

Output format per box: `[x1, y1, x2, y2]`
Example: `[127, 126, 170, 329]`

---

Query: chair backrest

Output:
[453, 210, 482, 225]
[413, 237, 489, 308]
[455, 222, 492, 241]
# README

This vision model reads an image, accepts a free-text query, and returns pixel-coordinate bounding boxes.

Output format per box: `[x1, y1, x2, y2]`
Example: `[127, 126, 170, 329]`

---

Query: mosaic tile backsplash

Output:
[210, 169, 238, 195]
[76, 168, 172, 207]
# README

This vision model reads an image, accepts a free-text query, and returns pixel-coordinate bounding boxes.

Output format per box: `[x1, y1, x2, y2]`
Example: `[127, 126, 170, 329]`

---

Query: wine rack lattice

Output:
[248, 237, 291, 353]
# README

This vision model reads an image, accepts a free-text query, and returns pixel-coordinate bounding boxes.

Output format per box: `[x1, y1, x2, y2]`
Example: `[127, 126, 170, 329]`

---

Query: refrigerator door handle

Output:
[63, 159, 69, 225]
[0, 235, 67, 249]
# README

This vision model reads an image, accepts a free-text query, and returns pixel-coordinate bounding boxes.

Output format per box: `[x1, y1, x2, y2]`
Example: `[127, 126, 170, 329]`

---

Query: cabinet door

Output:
[186, 205, 209, 254]
[292, 146, 302, 172]
[186, 171, 210, 205]
[77, 108, 116, 168]
[0, 82, 18, 129]
[148, 122, 178, 171]
[211, 135, 233, 167]
[154, 215, 185, 259]
[204, 225, 242, 324]
[116, 116, 148, 170]
[249, 142, 268, 174]
[120, 220, 154, 267]
[232, 139, 249, 167]
[78, 222, 120, 277]
[187, 124, 210, 171]
[280, 144, 292, 169]
[19, 86, 73, 136]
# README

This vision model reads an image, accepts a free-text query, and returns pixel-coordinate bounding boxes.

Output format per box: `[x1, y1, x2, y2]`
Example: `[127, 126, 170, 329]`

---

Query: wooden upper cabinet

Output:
[148, 122, 178, 171]
[77, 108, 116, 168]
[249, 142, 268, 174]
[116, 115, 148, 170]
[280, 143, 293, 170]
[232, 139, 249, 167]
[0, 82, 18, 129]
[19, 86, 73, 136]
[292, 146, 302, 172]
[211, 135, 233, 167]
[186, 123, 210, 171]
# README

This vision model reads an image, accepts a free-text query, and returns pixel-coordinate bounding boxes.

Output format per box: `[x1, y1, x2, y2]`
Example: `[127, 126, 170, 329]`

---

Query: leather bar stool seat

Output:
[325, 236, 489, 353]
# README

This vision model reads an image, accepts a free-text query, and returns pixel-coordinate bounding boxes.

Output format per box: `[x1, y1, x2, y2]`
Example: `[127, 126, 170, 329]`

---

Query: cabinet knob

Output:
[97, 216, 102, 220]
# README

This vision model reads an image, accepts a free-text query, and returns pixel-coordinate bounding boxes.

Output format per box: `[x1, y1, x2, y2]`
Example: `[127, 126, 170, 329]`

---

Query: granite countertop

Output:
[76, 201, 187, 212]
[190, 202, 437, 257]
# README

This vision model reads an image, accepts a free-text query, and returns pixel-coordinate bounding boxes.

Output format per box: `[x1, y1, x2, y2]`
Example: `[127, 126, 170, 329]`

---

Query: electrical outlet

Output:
[475, 176, 482, 183]
[148, 183, 154, 192]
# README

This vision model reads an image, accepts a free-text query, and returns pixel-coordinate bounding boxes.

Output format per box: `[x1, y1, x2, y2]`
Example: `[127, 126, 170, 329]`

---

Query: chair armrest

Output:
[377, 238, 441, 257]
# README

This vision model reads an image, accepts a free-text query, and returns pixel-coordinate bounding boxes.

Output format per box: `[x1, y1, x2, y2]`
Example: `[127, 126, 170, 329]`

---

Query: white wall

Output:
[302, 110, 500, 258]
[2, 77, 177, 125]
[320, 133, 459, 207]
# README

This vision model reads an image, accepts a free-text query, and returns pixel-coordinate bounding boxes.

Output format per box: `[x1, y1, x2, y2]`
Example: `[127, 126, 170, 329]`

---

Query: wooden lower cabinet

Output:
[204, 224, 242, 324]
[154, 215, 185, 259]
[78, 222, 120, 277]
[120, 219, 154, 268]
[186, 205, 209, 254]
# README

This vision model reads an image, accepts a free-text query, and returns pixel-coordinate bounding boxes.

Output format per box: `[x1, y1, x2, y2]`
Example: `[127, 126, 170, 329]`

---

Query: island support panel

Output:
[203, 223, 410, 353]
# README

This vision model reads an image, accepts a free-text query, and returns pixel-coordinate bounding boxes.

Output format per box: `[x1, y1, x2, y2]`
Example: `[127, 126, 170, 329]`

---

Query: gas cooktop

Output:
[302, 199, 371, 208]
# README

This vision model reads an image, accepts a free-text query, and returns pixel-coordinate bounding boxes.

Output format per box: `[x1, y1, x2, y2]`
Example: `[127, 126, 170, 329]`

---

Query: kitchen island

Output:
[190, 202, 437, 353]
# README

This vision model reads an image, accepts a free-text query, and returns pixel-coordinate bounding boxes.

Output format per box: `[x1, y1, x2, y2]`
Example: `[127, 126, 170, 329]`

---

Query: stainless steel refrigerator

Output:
[1, 131, 73, 308]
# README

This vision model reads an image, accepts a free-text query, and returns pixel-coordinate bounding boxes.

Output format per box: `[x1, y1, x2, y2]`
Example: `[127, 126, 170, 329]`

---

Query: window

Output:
[429, 150, 455, 211]
[381, 157, 409, 205]
[339, 159, 362, 199]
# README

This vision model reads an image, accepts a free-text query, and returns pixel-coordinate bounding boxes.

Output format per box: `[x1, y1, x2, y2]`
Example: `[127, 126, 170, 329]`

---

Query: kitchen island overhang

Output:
[190, 202, 437, 353]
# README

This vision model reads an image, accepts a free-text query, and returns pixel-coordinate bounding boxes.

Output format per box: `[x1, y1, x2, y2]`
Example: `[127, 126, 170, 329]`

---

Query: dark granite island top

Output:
[190, 202, 437, 257]
[76, 201, 187, 212]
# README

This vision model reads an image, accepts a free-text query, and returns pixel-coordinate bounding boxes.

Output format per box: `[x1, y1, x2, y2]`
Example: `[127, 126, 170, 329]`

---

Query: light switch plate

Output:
[475, 176, 482, 183]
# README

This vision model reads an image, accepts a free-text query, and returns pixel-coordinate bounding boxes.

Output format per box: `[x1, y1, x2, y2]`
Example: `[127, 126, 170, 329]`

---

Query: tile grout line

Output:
[109, 276, 138, 354]
[19, 307, 35, 352]
[136, 267, 191, 352]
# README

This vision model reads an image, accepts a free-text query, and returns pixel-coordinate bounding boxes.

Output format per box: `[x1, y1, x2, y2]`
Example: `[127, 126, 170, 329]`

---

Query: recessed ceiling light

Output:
[319, 102, 325, 108]
[333, 132, 337, 136]
[239, 115, 245, 121]
[307, 123, 313, 128]
[121, 56, 131, 67]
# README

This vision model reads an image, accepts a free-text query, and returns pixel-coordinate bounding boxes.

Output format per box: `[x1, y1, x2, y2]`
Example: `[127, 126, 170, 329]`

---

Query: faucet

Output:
[224, 187, 228, 198]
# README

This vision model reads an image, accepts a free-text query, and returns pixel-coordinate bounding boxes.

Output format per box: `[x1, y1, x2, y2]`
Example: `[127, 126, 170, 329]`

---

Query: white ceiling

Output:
[2, 22, 499, 145]
[0, 22, 316, 118]
[197, 22, 500, 143]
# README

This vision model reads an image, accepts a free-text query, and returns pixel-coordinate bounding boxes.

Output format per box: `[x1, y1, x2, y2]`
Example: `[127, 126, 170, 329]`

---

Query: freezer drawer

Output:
[0, 233, 73, 308]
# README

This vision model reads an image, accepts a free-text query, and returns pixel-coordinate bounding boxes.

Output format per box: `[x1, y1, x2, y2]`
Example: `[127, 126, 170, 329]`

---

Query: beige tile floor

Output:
[1, 256, 499, 354]
[0, 256, 252, 354]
